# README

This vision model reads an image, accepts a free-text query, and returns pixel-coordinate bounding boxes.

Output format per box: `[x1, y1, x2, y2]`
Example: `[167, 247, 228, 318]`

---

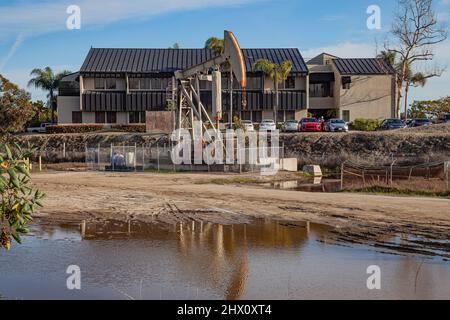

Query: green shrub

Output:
[1, 144, 45, 250]
[111, 124, 146, 133]
[350, 118, 380, 131]
[47, 124, 146, 134]
[47, 124, 105, 134]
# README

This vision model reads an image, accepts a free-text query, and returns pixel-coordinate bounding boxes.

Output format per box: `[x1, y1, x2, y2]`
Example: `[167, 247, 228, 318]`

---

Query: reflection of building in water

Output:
[79, 219, 325, 300]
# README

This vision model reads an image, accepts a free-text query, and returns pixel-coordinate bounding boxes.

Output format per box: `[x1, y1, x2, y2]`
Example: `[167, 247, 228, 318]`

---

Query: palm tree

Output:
[205, 37, 224, 55]
[377, 50, 405, 118]
[28, 67, 72, 124]
[377, 50, 396, 67]
[252, 59, 293, 123]
[403, 64, 427, 121]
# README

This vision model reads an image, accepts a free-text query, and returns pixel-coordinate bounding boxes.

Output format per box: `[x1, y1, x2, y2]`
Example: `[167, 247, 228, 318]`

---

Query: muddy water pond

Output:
[1, 219, 449, 300]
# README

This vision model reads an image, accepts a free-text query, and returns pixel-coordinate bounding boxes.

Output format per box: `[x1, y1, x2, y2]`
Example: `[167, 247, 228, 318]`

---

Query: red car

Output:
[299, 118, 322, 132]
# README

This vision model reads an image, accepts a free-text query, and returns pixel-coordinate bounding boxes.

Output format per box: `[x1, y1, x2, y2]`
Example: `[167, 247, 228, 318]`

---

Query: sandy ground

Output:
[32, 171, 450, 258]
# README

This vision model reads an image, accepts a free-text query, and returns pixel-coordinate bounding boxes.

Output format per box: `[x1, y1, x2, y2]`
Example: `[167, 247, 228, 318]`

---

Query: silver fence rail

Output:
[84, 142, 286, 173]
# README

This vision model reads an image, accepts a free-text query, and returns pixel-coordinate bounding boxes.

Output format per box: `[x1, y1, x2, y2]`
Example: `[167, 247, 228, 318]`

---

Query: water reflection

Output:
[1, 219, 450, 300]
[79, 219, 323, 300]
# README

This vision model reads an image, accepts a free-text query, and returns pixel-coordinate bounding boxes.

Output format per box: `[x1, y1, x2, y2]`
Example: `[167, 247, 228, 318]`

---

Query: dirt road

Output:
[32, 171, 450, 258]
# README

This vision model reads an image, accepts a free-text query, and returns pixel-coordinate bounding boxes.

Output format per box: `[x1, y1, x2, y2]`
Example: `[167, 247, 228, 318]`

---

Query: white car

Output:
[241, 120, 255, 131]
[27, 123, 51, 134]
[259, 119, 276, 131]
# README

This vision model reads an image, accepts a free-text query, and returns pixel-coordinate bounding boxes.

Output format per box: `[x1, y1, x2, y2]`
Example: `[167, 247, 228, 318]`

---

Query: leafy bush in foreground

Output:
[0, 144, 45, 250]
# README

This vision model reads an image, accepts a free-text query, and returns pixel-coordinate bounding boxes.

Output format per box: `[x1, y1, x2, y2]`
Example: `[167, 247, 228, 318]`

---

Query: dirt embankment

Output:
[32, 171, 450, 258]
[12, 124, 450, 167]
[282, 124, 450, 168]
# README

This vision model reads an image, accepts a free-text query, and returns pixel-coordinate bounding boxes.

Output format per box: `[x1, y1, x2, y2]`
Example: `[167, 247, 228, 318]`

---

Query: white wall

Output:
[57, 96, 80, 124]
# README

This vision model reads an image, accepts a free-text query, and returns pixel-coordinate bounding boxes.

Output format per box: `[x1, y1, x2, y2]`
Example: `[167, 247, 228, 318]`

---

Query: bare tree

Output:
[389, 0, 447, 118]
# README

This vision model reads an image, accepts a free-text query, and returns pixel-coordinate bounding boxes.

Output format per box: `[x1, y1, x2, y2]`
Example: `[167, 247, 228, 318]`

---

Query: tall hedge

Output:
[46, 124, 146, 134]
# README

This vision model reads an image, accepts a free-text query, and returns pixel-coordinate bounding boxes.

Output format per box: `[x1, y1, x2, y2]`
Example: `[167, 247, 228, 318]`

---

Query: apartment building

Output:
[307, 53, 397, 122]
[58, 49, 397, 125]
[58, 48, 309, 125]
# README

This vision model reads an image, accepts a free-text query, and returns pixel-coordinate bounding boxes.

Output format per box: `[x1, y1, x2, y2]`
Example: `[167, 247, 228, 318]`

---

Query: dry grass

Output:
[342, 177, 449, 198]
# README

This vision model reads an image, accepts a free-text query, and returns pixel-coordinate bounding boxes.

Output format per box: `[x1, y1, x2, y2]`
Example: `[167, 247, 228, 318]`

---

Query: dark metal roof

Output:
[333, 58, 396, 75]
[80, 48, 308, 74]
[60, 72, 80, 82]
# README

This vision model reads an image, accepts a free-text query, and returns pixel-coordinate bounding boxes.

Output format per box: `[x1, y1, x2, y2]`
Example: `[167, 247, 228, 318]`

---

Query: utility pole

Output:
[274, 68, 279, 124]
[230, 74, 233, 128]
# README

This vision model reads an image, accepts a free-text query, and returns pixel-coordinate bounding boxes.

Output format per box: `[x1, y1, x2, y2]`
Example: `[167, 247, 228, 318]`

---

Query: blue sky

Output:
[0, 0, 449, 103]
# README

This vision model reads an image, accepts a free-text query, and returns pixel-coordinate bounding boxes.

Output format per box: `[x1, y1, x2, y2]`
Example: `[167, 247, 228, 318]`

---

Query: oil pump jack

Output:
[174, 30, 247, 137]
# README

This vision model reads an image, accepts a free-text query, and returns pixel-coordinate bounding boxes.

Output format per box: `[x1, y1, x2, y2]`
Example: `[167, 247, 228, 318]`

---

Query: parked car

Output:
[377, 119, 407, 131]
[299, 118, 322, 132]
[324, 118, 349, 132]
[281, 120, 299, 132]
[408, 118, 432, 127]
[27, 123, 51, 134]
[443, 114, 450, 123]
[259, 119, 276, 131]
[241, 120, 255, 132]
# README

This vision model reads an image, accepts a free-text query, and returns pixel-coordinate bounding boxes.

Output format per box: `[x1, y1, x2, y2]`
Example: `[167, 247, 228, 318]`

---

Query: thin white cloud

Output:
[0, 33, 26, 72]
[0, 0, 258, 40]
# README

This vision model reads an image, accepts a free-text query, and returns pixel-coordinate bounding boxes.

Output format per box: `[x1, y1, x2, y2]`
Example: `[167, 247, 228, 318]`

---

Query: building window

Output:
[342, 76, 352, 89]
[106, 79, 116, 90]
[129, 111, 146, 124]
[140, 112, 146, 124]
[241, 111, 252, 121]
[284, 76, 296, 90]
[221, 75, 229, 90]
[95, 78, 105, 90]
[309, 83, 333, 97]
[129, 112, 139, 124]
[342, 110, 350, 122]
[106, 112, 117, 124]
[285, 111, 295, 120]
[129, 78, 140, 90]
[160, 78, 170, 90]
[277, 111, 285, 122]
[151, 78, 162, 90]
[252, 111, 262, 122]
[141, 78, 151, 90]
[247, 76, 263, 90]
[72, 111, 82, 124]
[95, 112, 106, 124]
[94, 78, 117, 90]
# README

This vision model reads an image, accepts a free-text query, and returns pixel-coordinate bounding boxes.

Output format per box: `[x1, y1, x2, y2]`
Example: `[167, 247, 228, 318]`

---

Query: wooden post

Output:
[111, 143, 114, 171]
[445, 161, 449, 191]
[39, 156, 42, 172]
[157, 143, 160, 172]
[81, 220, 86, 239]
[97, 143, 101, 169]
[362, 170, 366, 187]
[142, 144, 145, 172]
[340, 162, 344, 190]
[134, 143, 137, 172]
[63, 142, 66, 159]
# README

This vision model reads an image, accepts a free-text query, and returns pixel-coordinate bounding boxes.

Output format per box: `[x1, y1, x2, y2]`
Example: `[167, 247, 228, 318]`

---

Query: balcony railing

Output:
[82, 90, 306, 112]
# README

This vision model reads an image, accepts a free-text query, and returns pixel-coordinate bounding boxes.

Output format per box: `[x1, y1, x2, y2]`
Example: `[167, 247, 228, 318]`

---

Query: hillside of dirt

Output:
[282, 125, 449, 167]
